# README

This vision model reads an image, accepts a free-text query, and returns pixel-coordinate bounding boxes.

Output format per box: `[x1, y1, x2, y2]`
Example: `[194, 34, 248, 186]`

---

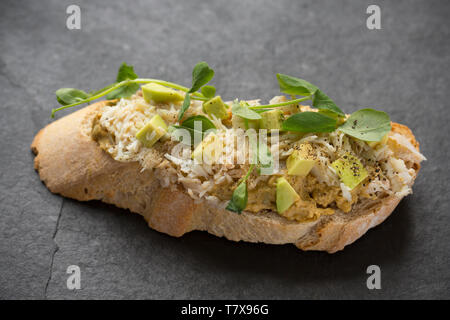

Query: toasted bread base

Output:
[31, 102, 420, 253]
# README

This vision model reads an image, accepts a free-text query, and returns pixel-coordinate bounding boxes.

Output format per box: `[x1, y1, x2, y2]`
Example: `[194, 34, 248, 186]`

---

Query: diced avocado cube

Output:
[367, 133, 389, 148]
[286, 144, 316, 176]
[142, 83, 184, 103]
[192, 133, 221, 164]
[259, 109, 284, 130]
[331, 153, 368, 190]
[203, 96, 229, 119]
[192, 140, 205, 162]
[231, 114, 260, 130]
[276, 177, 300, 213]
[136, 114, 168, 147]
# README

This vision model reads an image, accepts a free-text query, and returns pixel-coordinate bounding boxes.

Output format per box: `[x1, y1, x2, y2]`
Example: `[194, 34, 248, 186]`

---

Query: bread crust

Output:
[31, 102, 421, 253]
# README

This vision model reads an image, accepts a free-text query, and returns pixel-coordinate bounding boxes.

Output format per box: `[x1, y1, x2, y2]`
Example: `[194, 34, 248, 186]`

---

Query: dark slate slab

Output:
[0, 0, 449, 299]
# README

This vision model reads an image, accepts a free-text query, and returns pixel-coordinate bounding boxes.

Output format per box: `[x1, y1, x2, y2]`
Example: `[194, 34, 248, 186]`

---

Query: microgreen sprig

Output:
[51, 62, 394, 215]
[105, 62, 140, 99]
[52, 62, 212, 118]
[225, 164, 255, 214]
[248, 95, 312, 110]
[232, 100, 262, 120]
[52, 77, 205, 118]
[178, 62, 215, 121]
[170, 115, 217, 145]
[52, 64, 391, 143]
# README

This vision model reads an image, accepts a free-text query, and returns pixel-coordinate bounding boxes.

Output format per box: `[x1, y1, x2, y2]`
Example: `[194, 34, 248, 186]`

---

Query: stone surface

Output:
[0, 0, 449, 299]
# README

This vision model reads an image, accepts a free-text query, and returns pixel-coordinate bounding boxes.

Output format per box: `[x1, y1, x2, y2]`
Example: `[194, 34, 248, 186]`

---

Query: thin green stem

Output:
[249, 95, 312, 110]
[51, 80, 131, 117]
[241, 164, 256, 183]
[191, 96, 209, 101]
[51, 78, 207, 117]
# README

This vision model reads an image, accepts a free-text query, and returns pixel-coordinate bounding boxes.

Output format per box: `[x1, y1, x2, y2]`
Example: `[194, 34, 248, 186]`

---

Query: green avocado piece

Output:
[276, 177, 300, 213]
[142, 83, 184, 103]
[203, 96, 229, 119]
[135, 114, 168, 147]
[367, 133, 388, 148]
[191, 132, 220, 164]
[331, 153, 368, 190]
[259, 109, 284, 130]
[286, 144, 316, 176]
[231, 114, 260, 130]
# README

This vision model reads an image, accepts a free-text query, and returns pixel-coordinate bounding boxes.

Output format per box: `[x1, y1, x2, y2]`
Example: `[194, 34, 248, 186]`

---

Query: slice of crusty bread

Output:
[31, 101, 422, 253]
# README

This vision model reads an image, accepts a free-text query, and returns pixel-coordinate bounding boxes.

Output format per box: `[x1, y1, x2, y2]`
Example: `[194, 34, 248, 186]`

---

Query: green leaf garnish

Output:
[51, 63, 393, 149]
[178, 62, 215, 121]
[225, 164, 255, 214]
[225, 181, 248, 214]
[201, 85, 216, 98]
[171, 115, 217, 144]
[181, 115, 216, 131]
[55, 88, 89, 105]
[231, 101, 262, 120]
[312, 89, 345, 117]
[282, 112, 337, 133]
[105, 82, 140, 99]
[338, 108, 391, 141]
[115, 62, 138, 82]
[276, 74, 318, 96]
[178, 94, 191, 121]
[106, 62, 139, 99]
[169, 125, 201, 145]
[226, 130, 261, 213]
[190, 62, 215, 93]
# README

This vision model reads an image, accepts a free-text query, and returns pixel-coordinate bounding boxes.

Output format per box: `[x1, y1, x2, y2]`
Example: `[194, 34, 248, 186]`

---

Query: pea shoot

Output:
[51, 62, 214, 118]
[51, 62, 392, 214]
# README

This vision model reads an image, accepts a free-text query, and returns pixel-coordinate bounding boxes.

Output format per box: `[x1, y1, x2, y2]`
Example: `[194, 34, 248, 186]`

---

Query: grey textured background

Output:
[0, 0, 449, 299]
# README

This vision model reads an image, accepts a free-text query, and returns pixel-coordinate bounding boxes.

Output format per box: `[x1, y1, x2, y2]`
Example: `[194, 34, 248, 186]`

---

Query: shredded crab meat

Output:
[96, 93, 424, 209]
[340, 183, 352, 202]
